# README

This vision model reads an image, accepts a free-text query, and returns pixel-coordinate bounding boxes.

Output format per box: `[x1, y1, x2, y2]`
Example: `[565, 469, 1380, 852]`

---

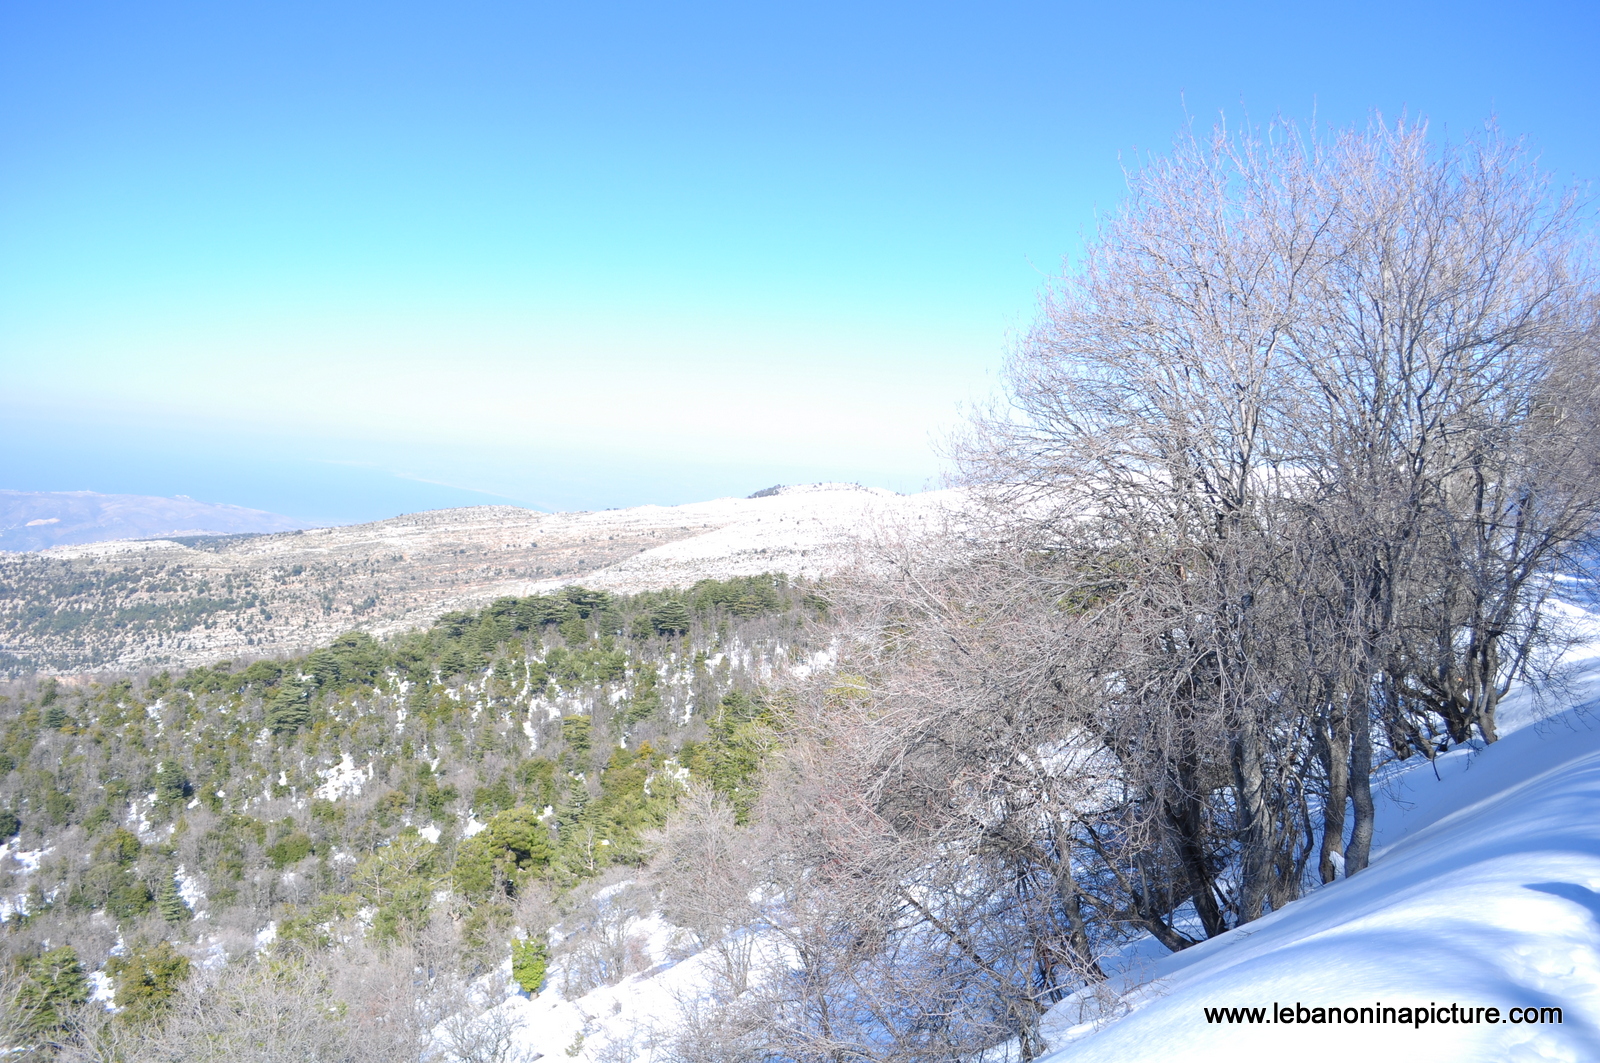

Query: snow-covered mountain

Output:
[0, 483, 957, 673]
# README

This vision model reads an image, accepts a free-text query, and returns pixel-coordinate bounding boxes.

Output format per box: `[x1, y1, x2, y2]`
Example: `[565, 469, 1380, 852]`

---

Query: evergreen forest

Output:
[0, 576, 820, 1059]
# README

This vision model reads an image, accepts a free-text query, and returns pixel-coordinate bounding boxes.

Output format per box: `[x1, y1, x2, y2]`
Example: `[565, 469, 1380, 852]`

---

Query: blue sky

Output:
[2, 0, 1596, 523]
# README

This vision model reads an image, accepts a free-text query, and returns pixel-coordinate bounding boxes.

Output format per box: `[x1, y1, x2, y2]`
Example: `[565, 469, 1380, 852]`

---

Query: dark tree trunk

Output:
[1316, 711, 1351, 884]
[1345, 708, 1375, 875]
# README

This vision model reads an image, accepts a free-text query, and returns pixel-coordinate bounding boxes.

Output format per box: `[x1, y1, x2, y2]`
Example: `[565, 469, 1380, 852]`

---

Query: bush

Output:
[266, 831, 313, 869]
[511, 937, 549, 995]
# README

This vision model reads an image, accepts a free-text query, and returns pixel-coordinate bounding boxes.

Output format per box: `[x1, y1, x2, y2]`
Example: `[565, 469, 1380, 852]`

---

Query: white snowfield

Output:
[465, 914, 781, 1062]
[1041, 611, 1600, 1063]
[512, 482, 964, 596]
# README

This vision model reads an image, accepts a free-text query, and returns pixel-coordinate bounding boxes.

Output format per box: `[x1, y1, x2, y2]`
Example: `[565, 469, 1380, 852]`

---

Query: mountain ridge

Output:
[0, 483, 955, 674]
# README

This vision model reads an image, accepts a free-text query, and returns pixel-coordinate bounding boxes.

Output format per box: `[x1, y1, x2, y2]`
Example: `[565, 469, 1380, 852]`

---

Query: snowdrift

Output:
[1041, 621, 1600, 1063]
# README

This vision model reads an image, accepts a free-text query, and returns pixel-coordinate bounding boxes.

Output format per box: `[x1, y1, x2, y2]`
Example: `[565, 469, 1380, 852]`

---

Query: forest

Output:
[0, 576, 820, 1062]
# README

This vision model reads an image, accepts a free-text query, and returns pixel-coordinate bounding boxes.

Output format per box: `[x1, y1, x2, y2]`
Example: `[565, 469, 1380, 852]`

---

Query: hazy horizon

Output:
[4, 0, 1596, 524]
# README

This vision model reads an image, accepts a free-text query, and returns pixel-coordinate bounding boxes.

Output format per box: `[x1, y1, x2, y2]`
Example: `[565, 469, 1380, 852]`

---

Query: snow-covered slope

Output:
[1040, 609, 1600, 1063]
[4, 482, 962, 673]
[479, 605, 1600, 1063]
[518, 482, 959, 595]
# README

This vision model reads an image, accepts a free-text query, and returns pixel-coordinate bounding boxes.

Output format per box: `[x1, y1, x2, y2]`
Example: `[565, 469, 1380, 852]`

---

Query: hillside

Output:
[1032, 605, 1600, 1062]
[392, 604, 1600, 1063]
[0, 491, 309, 553]
[0, 575, 826, 1062]
[0, 484, 954, 675]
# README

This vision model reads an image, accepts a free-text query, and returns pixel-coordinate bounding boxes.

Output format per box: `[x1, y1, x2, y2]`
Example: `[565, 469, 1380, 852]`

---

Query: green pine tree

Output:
[15, 946, 89, 1038]
[650, 599, 692, 635]
[266, 683, 312, 733]
[511, 937, 549, 995]
[106, 941, 191, 1023]
[155, 760, 188, 803]
[157, 878, 191, 923]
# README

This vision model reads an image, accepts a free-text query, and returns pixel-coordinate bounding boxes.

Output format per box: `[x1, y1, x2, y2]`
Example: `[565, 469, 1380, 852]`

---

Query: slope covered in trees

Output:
[0, 575, 821, 1060]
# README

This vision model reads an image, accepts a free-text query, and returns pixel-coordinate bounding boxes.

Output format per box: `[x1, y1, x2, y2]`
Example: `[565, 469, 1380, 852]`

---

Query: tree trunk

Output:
[1345, 709, 1374, 875]
[1315, 711, 1350, 884]
[1233, 728, 1274, 922]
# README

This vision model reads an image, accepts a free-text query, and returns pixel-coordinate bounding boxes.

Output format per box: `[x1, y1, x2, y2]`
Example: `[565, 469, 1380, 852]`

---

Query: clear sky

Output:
[3, 0, 1596, 523]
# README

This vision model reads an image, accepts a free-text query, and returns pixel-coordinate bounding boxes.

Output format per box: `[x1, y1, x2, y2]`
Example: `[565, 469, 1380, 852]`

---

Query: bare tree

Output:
[732, 114, 1598, 1063]
[961, 113, 1598, 897]
[120, 957, 359, 1063]
[557, 874, 652, 997]
[437, 1006, 534, 1063]
[650, 783, 761, 998]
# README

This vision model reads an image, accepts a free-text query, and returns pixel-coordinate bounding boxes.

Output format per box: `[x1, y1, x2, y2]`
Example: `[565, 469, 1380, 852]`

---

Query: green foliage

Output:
[155, 760, 188, 803]
[266, 681, 312, 733]
[650, 599, 692, 635]
[680, 690, 776, 822]
[266, 832, 314, 869]
[157, 878, 191, 923]
[687, 574, 789, 617]
[560, 715, 591, 760]
[558, 612, 589, 645]
[511, 937, 549, 995]
[350, 834, 438, 942]
[304, 632, 385, 691]
[107, 941, 191, 1023]
[0, 808, 18, 839]
[107, 879, 156, 921]
[519, 758, 558, 808]
[13, 946, 89, 1038]
[0, 574, 819, 985]
[96, 828, 142, 866]
[454, 806, 553, 899]
[237, 659, 286, 690]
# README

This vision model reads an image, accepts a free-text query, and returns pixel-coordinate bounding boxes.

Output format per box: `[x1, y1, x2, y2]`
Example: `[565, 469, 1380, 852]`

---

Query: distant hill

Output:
[0, 490, 310, 552]
[0, 483, 957, 674]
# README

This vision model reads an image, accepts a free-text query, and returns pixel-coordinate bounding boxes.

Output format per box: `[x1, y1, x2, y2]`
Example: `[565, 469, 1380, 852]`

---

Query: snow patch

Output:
[174, 865, 207, 909]
[89, 971, 116, 1007]
[314, 753, 373, 801]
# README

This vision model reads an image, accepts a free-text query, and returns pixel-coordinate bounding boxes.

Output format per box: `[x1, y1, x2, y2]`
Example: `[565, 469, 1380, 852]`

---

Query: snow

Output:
[469, 914, 782, 1063]
[174, 864, 207, 910]
[88, 971, 116, 1006]
[513, 482, 964, 596]
[3, 842, 48, 874]
[314, 753, 373, 800]
[447, 600, 1600, 1062]
[1038, 607, 1600, 1063]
